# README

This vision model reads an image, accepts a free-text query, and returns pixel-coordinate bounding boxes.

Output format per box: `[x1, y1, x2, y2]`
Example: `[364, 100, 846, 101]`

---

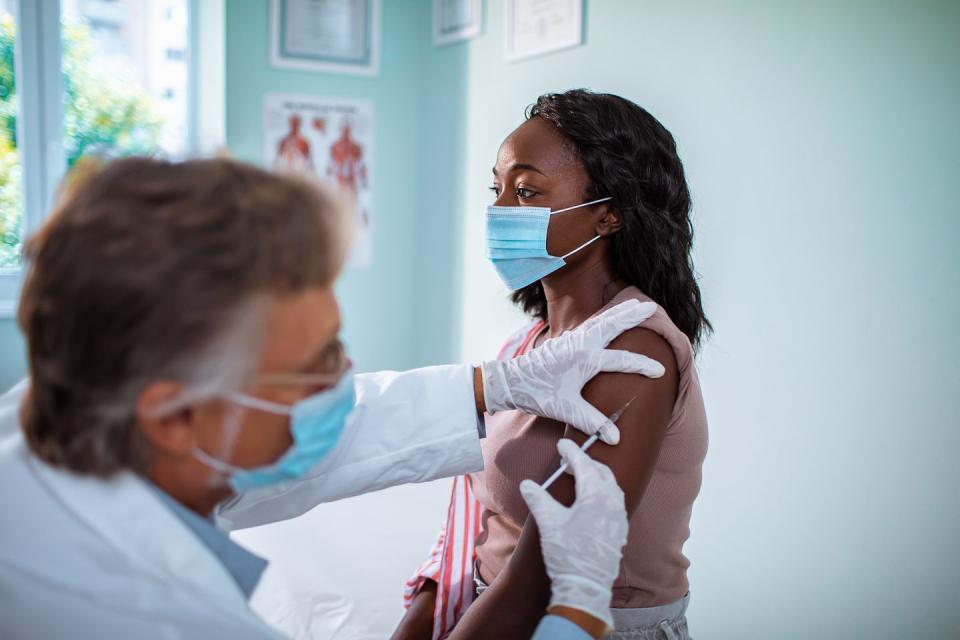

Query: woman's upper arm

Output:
[448, 327, 679, 639]
[563, 326, 679, 513]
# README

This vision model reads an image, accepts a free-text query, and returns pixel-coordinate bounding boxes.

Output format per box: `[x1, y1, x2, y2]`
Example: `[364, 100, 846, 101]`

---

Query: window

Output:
[1, 0, 199, 312]
[61, 0, 191, 159]
[0, 0, 21, 270]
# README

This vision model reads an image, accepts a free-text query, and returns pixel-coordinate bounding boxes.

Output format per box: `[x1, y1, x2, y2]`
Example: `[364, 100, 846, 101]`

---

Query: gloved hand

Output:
[480, 299, 664, 444]
[520, 439, 628, 633]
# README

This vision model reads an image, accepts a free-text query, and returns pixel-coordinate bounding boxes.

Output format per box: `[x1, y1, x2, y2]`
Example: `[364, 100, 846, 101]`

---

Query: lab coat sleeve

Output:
[531, 615, 593, 640]
[216, 365, 484, 530]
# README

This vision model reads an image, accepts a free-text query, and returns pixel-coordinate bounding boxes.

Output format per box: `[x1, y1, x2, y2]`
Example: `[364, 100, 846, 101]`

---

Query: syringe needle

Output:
[539, 394, 639, 490]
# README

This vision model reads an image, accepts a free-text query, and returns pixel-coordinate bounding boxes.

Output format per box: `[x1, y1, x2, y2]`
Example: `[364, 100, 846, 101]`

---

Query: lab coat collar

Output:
[149, 482, 268, 599]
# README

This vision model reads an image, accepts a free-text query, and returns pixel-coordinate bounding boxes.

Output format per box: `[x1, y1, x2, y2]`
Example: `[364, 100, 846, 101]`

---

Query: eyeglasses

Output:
[254, 338, 350, 388]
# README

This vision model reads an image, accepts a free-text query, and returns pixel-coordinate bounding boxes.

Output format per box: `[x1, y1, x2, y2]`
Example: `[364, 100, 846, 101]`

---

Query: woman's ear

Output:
[597, 207, 624, 236]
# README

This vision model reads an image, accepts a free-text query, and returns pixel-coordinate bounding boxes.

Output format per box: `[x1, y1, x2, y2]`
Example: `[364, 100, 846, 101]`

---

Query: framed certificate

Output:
[270, 0, 381, 76]
[505, 0, 583, 62]
[434, 0, 483, 46]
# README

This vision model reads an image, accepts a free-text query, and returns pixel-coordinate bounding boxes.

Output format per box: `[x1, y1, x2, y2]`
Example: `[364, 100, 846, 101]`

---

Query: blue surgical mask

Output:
[193, 368, 356, 492]
[485, 197, 612, 291]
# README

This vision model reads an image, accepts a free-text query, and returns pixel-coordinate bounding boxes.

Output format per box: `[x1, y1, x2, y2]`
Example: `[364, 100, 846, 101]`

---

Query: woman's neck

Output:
[541, 248, 628, 339]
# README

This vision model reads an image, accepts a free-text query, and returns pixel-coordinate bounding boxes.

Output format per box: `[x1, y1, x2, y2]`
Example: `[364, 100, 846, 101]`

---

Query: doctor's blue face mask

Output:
[193, 367, 356, 493]
[485, 197, 613, 291]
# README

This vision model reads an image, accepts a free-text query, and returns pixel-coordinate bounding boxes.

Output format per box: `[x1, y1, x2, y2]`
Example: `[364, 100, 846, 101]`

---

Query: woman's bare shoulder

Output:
[585, 325, 679, 418]
[567, 326, 680, 510]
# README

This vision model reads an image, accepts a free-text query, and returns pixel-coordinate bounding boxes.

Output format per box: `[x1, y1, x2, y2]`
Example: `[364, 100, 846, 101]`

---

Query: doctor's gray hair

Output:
[17, 157, 352, 476]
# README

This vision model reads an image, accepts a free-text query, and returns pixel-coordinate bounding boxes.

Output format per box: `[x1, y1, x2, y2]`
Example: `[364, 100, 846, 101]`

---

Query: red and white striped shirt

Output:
[402, 321, 543, 639]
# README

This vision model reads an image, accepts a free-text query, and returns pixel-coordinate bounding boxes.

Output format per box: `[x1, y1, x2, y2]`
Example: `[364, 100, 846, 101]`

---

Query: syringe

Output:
[540, 394, 640, 490]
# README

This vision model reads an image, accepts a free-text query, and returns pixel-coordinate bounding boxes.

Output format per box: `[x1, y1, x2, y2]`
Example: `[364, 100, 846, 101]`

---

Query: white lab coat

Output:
[0, 366, 484, 639]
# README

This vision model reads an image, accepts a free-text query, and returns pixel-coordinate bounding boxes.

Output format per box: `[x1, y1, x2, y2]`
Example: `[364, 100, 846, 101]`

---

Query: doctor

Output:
[0, 157, 663, 639]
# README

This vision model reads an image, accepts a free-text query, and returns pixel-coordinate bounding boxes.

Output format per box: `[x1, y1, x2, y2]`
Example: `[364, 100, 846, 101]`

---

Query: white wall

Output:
[452, 1, 960, 637]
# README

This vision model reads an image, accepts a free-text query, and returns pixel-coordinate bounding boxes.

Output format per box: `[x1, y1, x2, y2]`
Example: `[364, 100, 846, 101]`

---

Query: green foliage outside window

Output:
[0, 14, 163, 267]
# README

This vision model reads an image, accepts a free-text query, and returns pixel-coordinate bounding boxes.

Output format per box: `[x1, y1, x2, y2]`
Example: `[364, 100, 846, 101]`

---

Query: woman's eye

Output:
[516, 187, 537, 199]
[489, 185, 501, 196]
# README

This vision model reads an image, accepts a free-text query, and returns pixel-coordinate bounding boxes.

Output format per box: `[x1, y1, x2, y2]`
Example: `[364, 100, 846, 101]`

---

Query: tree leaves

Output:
[0, 15, 164, 266]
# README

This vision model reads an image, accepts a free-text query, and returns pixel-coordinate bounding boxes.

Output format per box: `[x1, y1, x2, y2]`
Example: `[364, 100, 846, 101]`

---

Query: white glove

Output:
[480, 299, 664, 444]
[520, 439, 628, 632]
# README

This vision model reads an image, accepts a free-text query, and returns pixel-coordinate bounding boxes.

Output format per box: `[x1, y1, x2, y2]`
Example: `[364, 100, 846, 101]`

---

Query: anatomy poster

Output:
[264, 93, 374, 266]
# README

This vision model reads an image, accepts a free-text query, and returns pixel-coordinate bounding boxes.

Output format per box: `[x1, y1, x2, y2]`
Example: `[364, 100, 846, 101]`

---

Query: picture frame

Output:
[505, 0, 583, 62]
[434, 0, 483, 47]
[270, 0, 381, 76]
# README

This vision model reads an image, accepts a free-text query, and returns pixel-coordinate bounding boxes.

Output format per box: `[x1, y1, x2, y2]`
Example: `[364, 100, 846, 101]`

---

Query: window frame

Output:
[0, 0, 220, 317]
[0, 0, 64, 315]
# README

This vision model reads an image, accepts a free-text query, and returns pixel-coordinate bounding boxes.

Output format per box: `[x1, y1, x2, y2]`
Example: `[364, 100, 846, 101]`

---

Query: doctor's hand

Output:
[479, 299, 664, 444]
[521, 440, 628, 635]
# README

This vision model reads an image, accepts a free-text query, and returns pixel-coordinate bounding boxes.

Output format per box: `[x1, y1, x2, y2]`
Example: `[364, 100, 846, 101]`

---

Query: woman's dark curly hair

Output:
[512, 89, 711, 351]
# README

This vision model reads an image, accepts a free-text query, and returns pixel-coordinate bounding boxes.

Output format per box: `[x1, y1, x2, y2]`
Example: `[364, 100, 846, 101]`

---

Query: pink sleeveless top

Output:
[471, 287, 708, 608]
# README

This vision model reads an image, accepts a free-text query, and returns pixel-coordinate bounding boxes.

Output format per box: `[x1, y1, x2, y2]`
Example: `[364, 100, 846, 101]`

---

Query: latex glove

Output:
[480, 299, 664, 444]
[520, 439, 628, 632]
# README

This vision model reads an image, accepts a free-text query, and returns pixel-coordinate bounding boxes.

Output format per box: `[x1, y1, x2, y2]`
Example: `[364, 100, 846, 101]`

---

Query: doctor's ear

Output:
[136, 382, 201, 457]
[596, 207, 623, 237]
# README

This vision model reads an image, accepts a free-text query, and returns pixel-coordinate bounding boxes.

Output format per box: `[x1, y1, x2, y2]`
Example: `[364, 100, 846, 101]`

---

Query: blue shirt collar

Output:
[148, 483, 268, 600]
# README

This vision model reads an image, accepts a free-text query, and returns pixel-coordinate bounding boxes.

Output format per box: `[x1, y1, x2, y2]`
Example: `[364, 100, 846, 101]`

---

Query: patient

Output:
[395, 89, 709, 640]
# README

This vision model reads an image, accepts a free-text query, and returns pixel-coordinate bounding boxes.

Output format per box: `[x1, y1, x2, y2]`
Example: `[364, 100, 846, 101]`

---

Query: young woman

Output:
[396, 89, 709, 640]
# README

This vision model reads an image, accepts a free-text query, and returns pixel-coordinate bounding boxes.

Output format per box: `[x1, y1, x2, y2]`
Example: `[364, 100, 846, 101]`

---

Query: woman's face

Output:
[491, 117, 610, 260]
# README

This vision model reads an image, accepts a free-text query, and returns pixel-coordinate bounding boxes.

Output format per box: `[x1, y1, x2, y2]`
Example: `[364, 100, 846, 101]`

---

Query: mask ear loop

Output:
[550, 196, 613, 259]
[550, 196, 613, 215]
[193, 401, 249, 486]
[224, 392, 293, 415]
[193, 389, 301, 484]
[560, 233, 603, 259]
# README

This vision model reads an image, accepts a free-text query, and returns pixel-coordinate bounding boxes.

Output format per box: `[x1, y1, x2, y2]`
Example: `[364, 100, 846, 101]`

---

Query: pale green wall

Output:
[226, 0, 459, 370]
[410, 30, 470, 369]
[452, 1, 960, 638]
